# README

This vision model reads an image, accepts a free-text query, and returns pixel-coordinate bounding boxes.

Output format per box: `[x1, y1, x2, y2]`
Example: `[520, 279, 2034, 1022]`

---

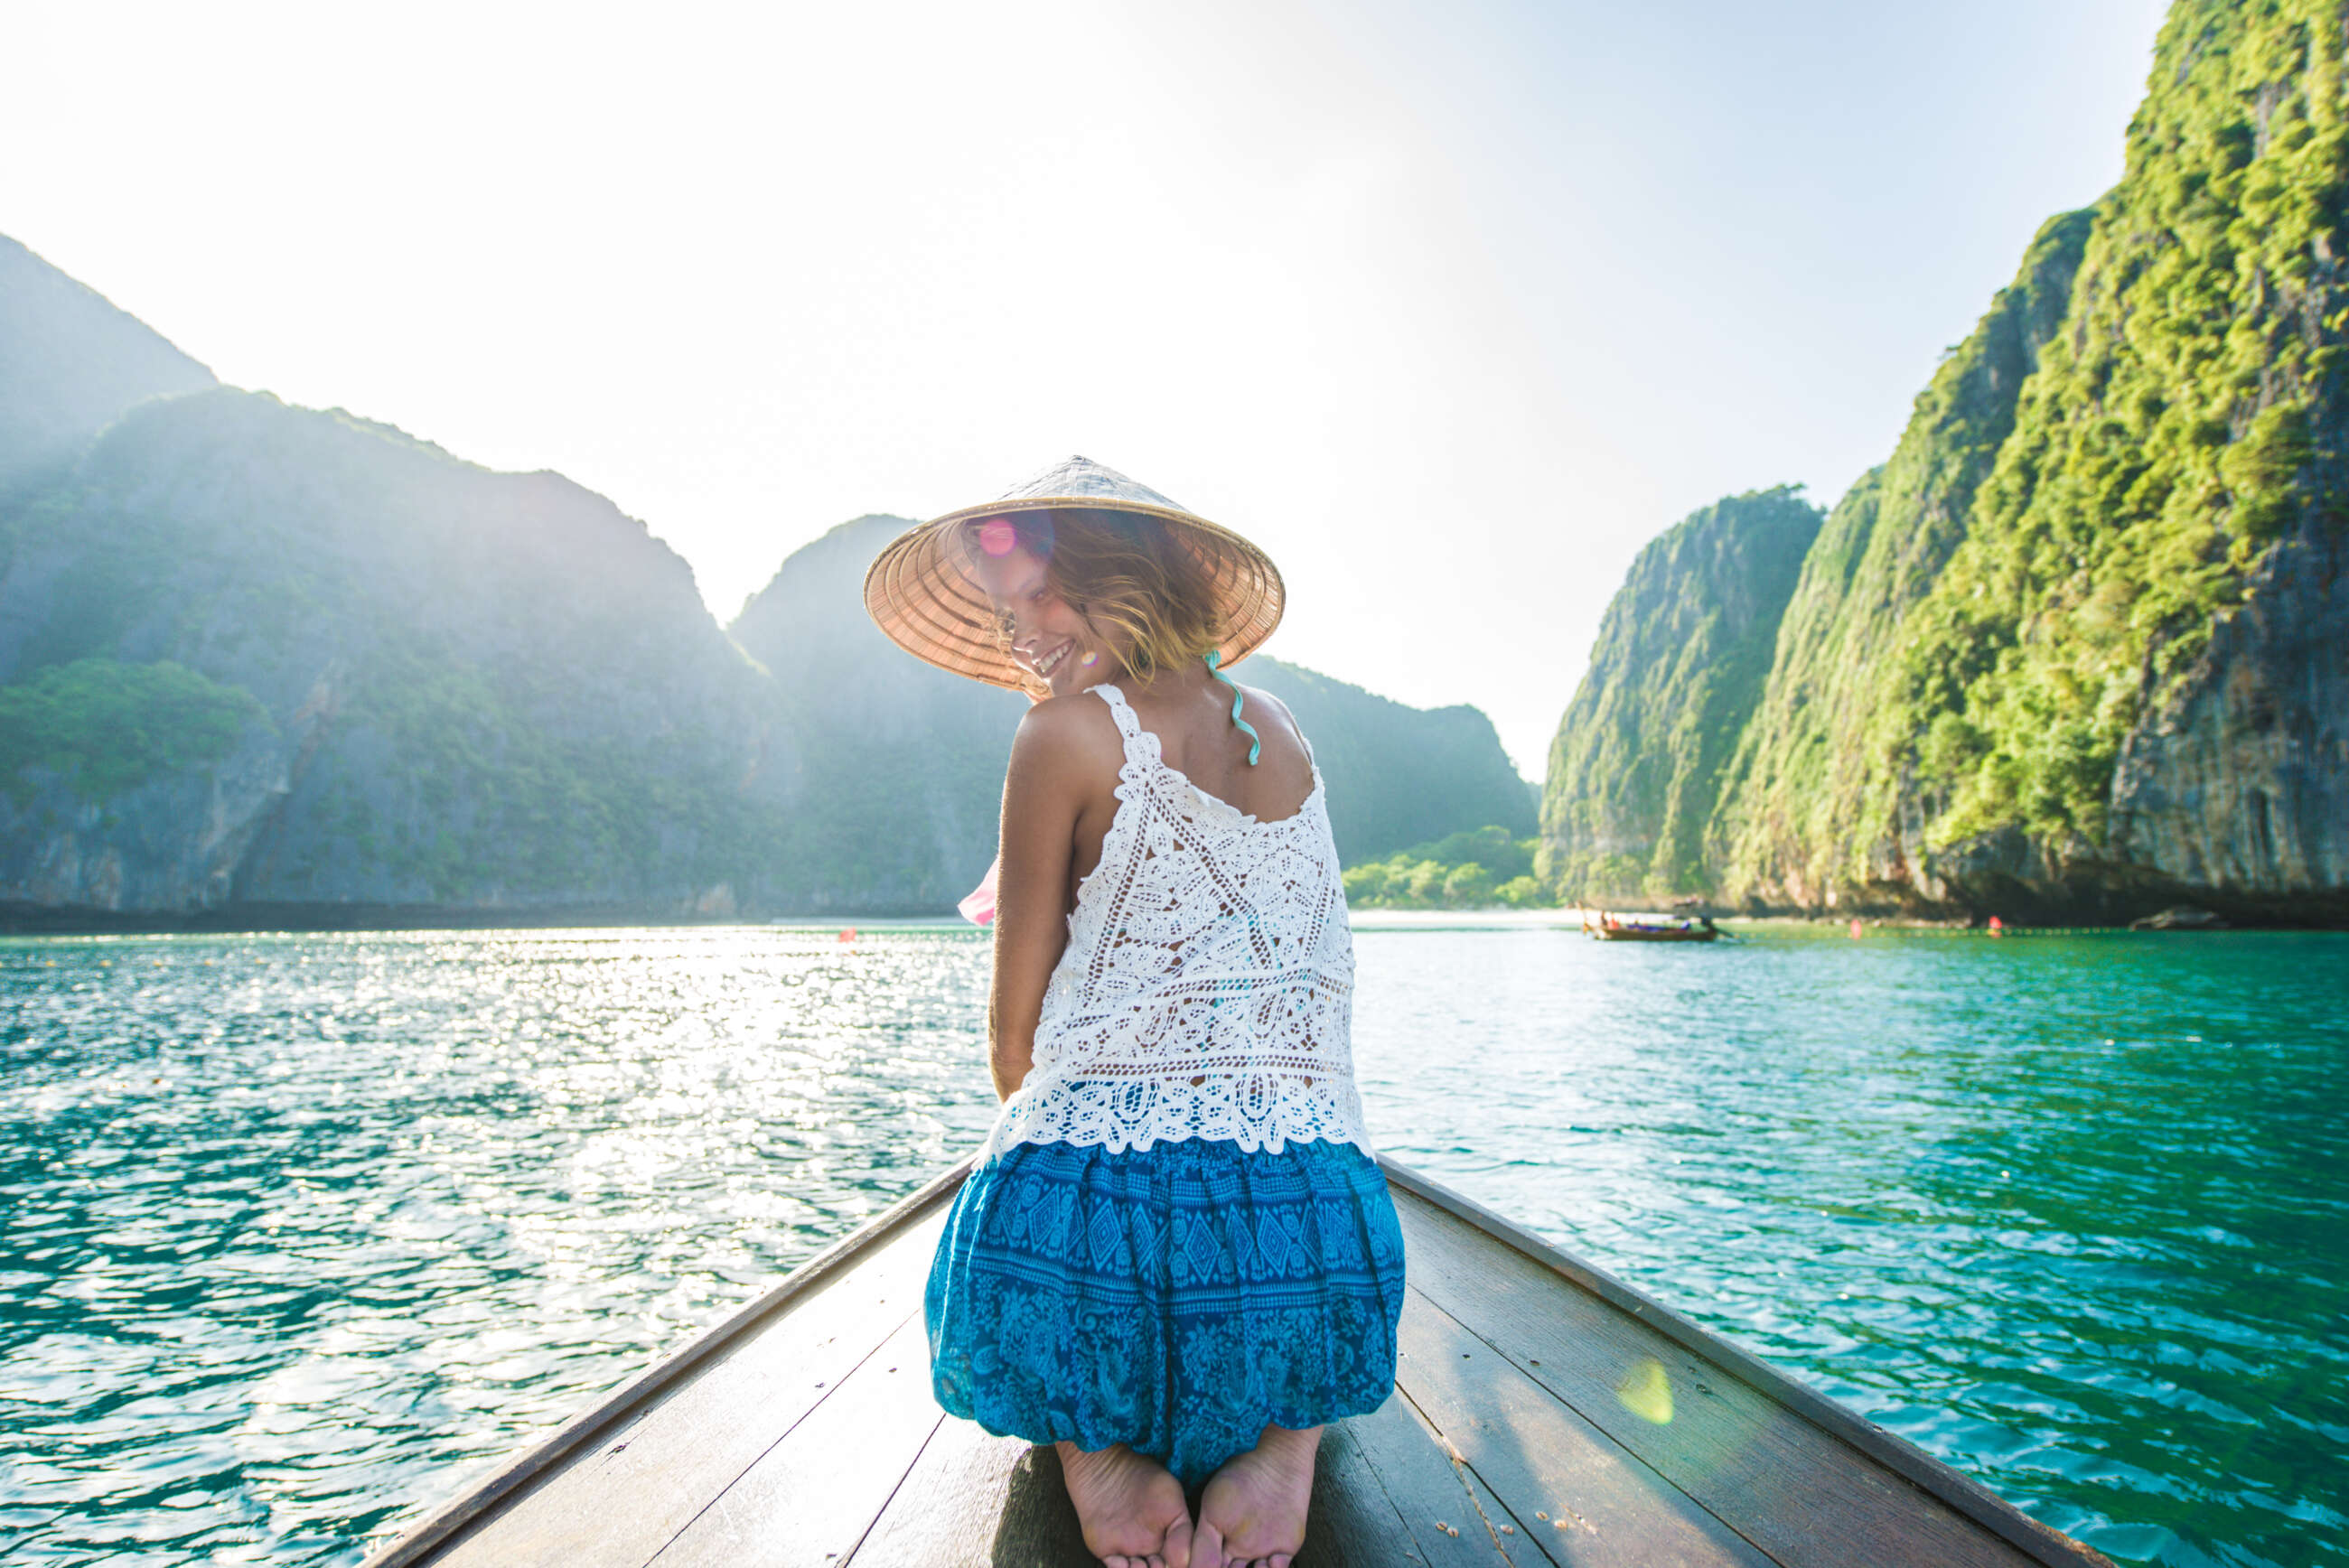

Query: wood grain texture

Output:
[1342, 1389, 1523, 1566]
[648, 1313, 945, 1568]
[432, 1210, 944, 1568]
[379, 1160, 2115, 1568]
[1398, 1194, 2047, 1568]
[1399, 1286, 1772, 1568]
[847, 1421, 1094, 1567]
[1383, 1168, 2111, 1568]
[1288, 1415, 1431, 1568]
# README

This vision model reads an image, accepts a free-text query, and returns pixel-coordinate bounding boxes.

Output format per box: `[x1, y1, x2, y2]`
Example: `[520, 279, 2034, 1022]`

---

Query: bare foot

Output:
[1056, 1441, 1194, 1568]
[1196, 1424, 1319, 1568]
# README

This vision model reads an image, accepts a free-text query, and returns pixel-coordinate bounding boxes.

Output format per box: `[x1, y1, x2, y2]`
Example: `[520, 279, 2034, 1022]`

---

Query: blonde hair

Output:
[963, 508, 1225, 695]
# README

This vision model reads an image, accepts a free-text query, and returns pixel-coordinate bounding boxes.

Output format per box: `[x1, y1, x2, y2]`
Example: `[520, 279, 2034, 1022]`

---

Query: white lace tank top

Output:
[982, 683, 1371, 1159]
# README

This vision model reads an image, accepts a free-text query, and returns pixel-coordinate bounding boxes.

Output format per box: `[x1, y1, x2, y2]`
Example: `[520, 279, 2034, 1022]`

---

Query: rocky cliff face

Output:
[1538, 488, 1821, 903]
[1540, 0, 2349, 924]
[2105, 504, 2346, 910]
[0, 240, 1532, 921]
[1705, 211, 2095, 909]
[0, 387, 774, 916]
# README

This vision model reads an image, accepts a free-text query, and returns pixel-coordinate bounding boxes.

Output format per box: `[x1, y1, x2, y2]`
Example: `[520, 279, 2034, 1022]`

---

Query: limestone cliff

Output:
[1538, 488, 1821, 904]
[727, 515, 1026, 912]
[1238, 658, 1536, 861]
[1541, 0, 2349, 923]
[1706, 212, 2095, 908]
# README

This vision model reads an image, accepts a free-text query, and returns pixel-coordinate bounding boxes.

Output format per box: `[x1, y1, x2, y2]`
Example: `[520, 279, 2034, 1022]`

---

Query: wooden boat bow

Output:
[364, 1157, 2112, 1567]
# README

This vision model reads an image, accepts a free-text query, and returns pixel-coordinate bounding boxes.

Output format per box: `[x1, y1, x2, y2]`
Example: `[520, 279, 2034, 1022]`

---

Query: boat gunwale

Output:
[358, 1156, 977, 1568]
[1377, 1156, 2114, 1568]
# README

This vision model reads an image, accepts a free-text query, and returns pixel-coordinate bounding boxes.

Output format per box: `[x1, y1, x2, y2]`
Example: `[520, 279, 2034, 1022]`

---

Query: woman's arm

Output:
[985, 701, 1094, 1099]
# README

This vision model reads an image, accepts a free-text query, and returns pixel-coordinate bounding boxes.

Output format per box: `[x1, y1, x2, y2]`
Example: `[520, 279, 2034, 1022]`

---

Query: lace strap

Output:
[1092, 685, 1148, 767]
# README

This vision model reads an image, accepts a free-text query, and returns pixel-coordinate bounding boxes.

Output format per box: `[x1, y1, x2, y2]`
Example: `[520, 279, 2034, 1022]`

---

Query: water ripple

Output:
[1, 924, 2341, 1567]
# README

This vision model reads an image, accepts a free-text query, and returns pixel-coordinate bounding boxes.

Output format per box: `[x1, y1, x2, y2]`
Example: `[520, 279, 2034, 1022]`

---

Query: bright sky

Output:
[6, 0, 2168, 778]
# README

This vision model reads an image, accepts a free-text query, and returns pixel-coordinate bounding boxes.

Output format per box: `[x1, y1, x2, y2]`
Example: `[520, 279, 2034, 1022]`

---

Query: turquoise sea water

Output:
[0, 924, 2341, 1566]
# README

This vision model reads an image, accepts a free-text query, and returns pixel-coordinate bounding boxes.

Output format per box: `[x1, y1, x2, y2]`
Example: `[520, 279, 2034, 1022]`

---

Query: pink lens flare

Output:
[977, 516, 1018, 556]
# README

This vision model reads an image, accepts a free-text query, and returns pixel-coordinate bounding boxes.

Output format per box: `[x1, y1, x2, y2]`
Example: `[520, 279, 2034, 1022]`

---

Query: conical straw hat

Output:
[863, 456, 1285, 689]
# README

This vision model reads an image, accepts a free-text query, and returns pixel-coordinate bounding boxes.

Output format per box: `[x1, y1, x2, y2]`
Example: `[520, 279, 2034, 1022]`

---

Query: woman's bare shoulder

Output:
[1238, 684, 1297, 723]
[1010, 689, 1125, 775]
[1237, 685, 1308, 747]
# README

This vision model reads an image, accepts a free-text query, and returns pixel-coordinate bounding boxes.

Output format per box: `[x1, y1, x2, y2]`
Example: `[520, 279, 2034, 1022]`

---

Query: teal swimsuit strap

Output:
[1203, 650, 1261, 766]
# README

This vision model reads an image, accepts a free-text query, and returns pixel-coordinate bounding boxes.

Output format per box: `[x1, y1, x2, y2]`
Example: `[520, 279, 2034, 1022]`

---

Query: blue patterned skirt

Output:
[924, 1134, 1407, 1486]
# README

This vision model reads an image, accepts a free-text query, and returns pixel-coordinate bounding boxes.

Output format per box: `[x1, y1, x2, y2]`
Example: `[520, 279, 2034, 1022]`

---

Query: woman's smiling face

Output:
[970, 534, 1109, 697]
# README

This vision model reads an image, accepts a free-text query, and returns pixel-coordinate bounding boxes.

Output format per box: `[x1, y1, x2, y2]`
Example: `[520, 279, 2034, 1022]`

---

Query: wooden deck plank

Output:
[1295, 1414, 1455, 1567]
[1343, 1387, 1526, 1565]
[648, 1313, 945, 1567]
[847, 1400, 1440, 1565]
[1395, 1191, 2055, 1568]
[845, 1421, 1092, 1566]
[1398, 1284, 1774, 1568]
[431, 1210, 944, 1568]
[372, 1160, 2113, 1568]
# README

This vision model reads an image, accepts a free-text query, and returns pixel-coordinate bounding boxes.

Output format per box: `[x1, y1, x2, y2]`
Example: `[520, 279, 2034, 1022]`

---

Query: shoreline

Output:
[7, 901, 2344, 939]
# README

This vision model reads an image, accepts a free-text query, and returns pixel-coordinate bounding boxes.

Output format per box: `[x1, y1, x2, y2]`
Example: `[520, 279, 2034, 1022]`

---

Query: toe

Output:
[1163, 1508, 1194, 1568]
[1193, 1518, 1224, 1568]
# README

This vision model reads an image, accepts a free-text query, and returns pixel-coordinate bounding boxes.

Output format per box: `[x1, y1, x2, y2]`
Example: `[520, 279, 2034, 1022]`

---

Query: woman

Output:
[865, 457, 1405, 1568]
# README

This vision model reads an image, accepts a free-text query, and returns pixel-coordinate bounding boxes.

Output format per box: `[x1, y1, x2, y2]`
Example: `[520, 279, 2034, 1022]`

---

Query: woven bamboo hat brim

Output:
[863, 455, 1285, 690]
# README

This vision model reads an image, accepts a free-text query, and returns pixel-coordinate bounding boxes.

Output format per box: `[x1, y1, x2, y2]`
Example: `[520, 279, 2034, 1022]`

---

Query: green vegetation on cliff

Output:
[1540, 487, 1821, 903]
[1343, 825, 1544, 909]
[1546, 0, 2349, 921]
[1240, 658, 1536, 863]
[1890, 3, 2349, 855]
[728, 514, 1026, 910]
[1, 382, 777, 911]
[721, 517, 1538, 907]
[0, 659, 267, 806]
[1708, 210, 2095, 902]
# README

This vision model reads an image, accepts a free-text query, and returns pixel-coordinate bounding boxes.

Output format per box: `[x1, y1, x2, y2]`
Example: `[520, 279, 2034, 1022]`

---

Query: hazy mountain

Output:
[724, 514, 1536, 899]
[0, 245, 1532, 922]
[0, 237, 215, 499]
[0, 385, 775, 916]
[1240, 658, 1534, 860]
[727, 514, 1025, 911]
